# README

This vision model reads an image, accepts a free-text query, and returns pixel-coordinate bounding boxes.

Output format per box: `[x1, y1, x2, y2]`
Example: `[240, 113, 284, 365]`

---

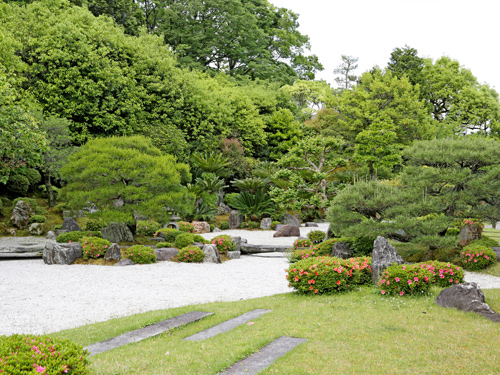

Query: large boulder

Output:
[435, 282, 500, 323]
[104, 243, 122, 260]
[43, 240, 82, 265]
[459, 225, 483, 247]
[227, 251, 241, 259]
[282, 213, 300, 227]
[331, 242, 351, 259]
[46, 231, 56, 240]
[273, 225, 300, 238]
[192, 221, 210, 234]
[230, 236, 241, 252]
[29, 223, 45, 236]
[10, 200, 34, 229]
[371, 236, 404, 285]
[62, 217, 81, 232]
[260, 218, 271, 230]
[229, 210, 244, 229]
[155, 248, 178, 261]
[202, 244, 221, 263]
[101, 223, 134, 243]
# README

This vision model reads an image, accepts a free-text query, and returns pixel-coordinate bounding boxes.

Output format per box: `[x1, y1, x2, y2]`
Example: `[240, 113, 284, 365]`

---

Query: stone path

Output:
[0, 236, 45, 257]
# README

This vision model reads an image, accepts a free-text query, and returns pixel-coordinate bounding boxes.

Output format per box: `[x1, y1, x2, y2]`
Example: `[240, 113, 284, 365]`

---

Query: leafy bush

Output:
[351, 236, 375, 257]
[289, 248, 318, 263]
[122, 245, 157, 264]
[85, 217, 107, 231]
[0, 334, 89, 374]
[56, 231, 102, 243]
[156, 242, 175, 248]
[240, 221, 259, 229]
[12, 197, 37, 209]
[220, 221, 229, 230]
[209, 224, 215, 232]
[155, 228, 181, 242]
[178, 221, 195, 233]
[224, 192, 240, 208]
[193, 234, 209, 244]
[175, 232, 195, 248]
[230, 191, 273, 219]
[136, 220, 161, 237]
[24, 168, 41, 188]
[460, 245, 497, 271]
[307, 230, 326, 243]
[445, 228, 460, 236]
[412, 235, 458, 250]
[378, 264, 434, 296]
[211, 234, 235, 254]
[178, 245, 205, 263]
[29, 215, 46, 224]
[271, 221, 280, 230]
[7, 174, 29, 196]
[417, 261, 465, 287]
[286, 257, 350, 294]
[470, 236, 499, 248]
[340, 257, 372, 285]
[313, 238, 337, 256]
[88, 210, 135, 230]
[81, 236, 112, 260]
[293, 238, 313, 249]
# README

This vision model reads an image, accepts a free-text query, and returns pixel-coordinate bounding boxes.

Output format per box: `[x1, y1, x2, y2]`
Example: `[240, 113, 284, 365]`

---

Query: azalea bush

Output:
[378, 264, 434, 296]
[460, 245, 497, 271]
[178, 221, 194, 233]
[178, 245, 205, 263]
[417, 261, 464, 287]
[174, 232, 195, 248]
[155, 242, 174, 248]
[85, 217, 106, 231]
[307, 230, 326, 243]
[240, 221, 260, 229]
[289, 248, 318, 263]
[155, 228, 181, 242]
[270, 221, 280, 230]
[81, 236, 112, 260]
[293, 238, 313, 249]
[0, 334, 89, 374]
[136, 220, 161, 237]
[193, 235, 209, 244]
[313, 238, 337, 256]
[211, 235, 235, 254]
[122, 245, 157, 264]
[340, 257, 372, 285]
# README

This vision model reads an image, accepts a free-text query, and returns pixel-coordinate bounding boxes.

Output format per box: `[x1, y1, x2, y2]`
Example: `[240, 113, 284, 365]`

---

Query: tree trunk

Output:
[45, 167, 55, 207]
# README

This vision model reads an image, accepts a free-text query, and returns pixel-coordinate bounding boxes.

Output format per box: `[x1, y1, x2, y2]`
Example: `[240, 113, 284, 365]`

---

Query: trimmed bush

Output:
[56, 231, 102, 243]
[240, 221, 259, 229]
[136, 220, 161, 237]
[417, 261, 465, 287]
[155, 228, 181, 242]
[286, 256, 350, 294]
[340, 257, 372, 285]
[378, 264, 434, 296]
[175, 232, 195, 248]
[307, 230, 326, 243]
[29, 215, 46, 224]
[193, 234, 209, 244]
[445, 228, 460, 236]
[7, 174, 29, 196]
[178, 245, 205, 263]
[270, 221, 280, 230]
[313, 239, 337, 256]
[0, 334, 89, 374]
[211, 234, 235, 254]
[178, 221, 194, 233]
[209, 224, 215, 232]
[289, 248, 318, 263]
[156, 242, 175, 248]
[293, 238, 313, 250]
[85, 217, 107, 231]
[122, 245, 157, 264]
[220, 221, 229, 230]
[470, 236, 499, 248]
[351, 236, 375, 257]
[460, 245, 497, 271]
[81, 236, 112, 260]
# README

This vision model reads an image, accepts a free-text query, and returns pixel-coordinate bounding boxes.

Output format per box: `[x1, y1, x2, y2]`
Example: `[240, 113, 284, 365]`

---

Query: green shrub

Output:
[211, 234, 235, 254]
[193, 234, 209, 244]
[271, 221, 280, 230]
[53, 203, 68, 214]
[417, 261, 465, 287]
[122, 245, 157, 264]
[85, 217, 107, 231]
[286, 257, 350, 294]
[378, 264, 434, 296]
[156, 242, 175, 248]
[209, 223, 215, 232]
[28, 215, 46, 224]
[240, 221, 260, 229]
[0, 334, 89, 374]
[351, 236, 375, 257]
[81, 236, 112, 260]
[178, 221, 195, 233]
[313, 238, 337, 256]
[445, 228, 460, 236]
[307, 230, 326, 243]
[178, 245, 205, 263]
[53, 224, 63, 230]
[136, 220, 161, 237]
[470, 236, 499, 248]
[224, 192, 240, 208]
[155, 228, 181, 242]
[175, 232, 195, 248]
[12, 197, 37, 209]
[24, 168, 41, 188]
[336, 237, 355, 250]
[7, 174, 29, 196]
[460, 245, 497, 271]
[340, 257, 372, 285]
[56, 231, 102, 243]
[88, 210, 135, 229]
[220, 221, 229, 230]
[293, 238, 313, 249]
[412, 235, 458, 250]
[289, 248, 318, 263]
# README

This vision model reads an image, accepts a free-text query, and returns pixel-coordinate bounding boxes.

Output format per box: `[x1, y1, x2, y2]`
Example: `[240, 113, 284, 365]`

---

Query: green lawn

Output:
[51, 287, 500, 375]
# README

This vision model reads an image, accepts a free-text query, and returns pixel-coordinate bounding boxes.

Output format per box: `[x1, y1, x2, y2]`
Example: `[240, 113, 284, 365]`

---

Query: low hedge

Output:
[155, 228, 181, 242]
[417, 261, 465, 287]
[178, 221, 195, 233]
[293, 238, 313, 250]
[56, 231, 102, 243]
[289, 248, 318, 264]
[340, 257, 372, 286]
[312, 238, 337, 256]
[307, 230, 326, 243]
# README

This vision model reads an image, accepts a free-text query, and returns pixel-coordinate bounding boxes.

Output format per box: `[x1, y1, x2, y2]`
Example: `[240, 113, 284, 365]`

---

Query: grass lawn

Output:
[51, 287, 500, 375]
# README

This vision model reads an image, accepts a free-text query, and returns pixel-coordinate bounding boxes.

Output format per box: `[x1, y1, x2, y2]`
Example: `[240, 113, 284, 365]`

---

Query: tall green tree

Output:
[333, 55, 359, 90]
[387, 45, 424, 87]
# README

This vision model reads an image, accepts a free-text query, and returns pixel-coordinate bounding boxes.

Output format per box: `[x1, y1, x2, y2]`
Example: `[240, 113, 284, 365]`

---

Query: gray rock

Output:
[282, 213, 300, 226]
[241, 238, 248, 244]
[28, 223, 45, 236]
[435, 282, 500, 323]
[240, 244, 289, 254]
[0, 236, 45, 255]
[331, 242, 351, 259]
[193, 242, 204, 249]
[260, 218, 272, 230]
[192, 221, 210, 234]
[202, 244, 221, 263]
[218, 202, 232, 214]
[229, 210, 244, 229]
[115, 258, 135, 266]
[113, 198, 124, 208]
[62, 217, 81, 232]
[149, 237, 164, 242]
[227, 250, 241, 259]
[101, 223, 134, 243]
[213, 227, 222, 232]
[63, 210, 85, 219]
[104, 243, 122, 260]
[155, 248, 178, 261]
[275, 224, 284, 231]
[273, 225, 300, 238]
[46, 231, 56, 240]
[43, 240, 82, 265]
[55, 229, 68, 236]
[371, 236, 404, 285]
[230, 236, 241, 252]
[459, 225, 482, 247]
[10, 200, 34, 229]
[305, 222, 318, 227]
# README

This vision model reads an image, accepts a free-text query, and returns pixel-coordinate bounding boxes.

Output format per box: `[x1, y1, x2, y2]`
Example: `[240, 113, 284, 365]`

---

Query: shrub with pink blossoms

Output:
[178, 245, 205, 263]
[417, 261, 465, 287]
[293, 238, 313, 250]
[211, 235, 235, 255]
[81, 236, 111, 260]
[122, 245, 157, 264]
[378, 263, 433, 296]
[460, 244, 497, 271]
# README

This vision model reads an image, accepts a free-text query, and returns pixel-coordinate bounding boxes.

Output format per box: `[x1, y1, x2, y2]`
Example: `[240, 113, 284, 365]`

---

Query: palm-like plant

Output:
[231, 191, 274, 220]
[195, 175, 227, 194]
[190, 151, 229, 177]
[231, 177, 270, 193]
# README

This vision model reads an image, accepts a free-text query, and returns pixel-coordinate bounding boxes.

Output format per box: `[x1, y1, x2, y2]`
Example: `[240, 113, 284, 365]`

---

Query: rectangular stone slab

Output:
[85, 311, 213, 356]
[220, 336, 307, 375]
[184, 309, 271, 341]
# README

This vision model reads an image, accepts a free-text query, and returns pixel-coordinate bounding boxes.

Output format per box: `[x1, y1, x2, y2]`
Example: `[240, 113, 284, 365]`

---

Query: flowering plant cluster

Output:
[460, 245, 497, 271]
[289, 249, 317, 264]
[240, 221, 259, 229]
[378, 264, 434, 296]
[312, 239, 337, 256]
[0, 334, 89, 374]
[293, 238, 313, 249]
[286, 257, 351, 294]
[270, 221, 281, 230]
[81, 236, 111, 260]
[307, 230, 326, 243]
[178, 221, 194, 233]
[136, 220, 161, 237]
[211, 235, 235, 254]
[122, 245, 157, 264]
[85, 217, 106, 231]
[417, 261, 464, 287]
[340, 257, 372, 285]
[178, 245, 205, 263]
[461, 218, 484, 228]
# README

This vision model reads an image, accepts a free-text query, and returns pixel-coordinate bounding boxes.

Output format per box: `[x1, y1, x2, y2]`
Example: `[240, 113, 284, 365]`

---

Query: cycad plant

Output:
[231, 177, 270, 193]
[231, 191, 274, 220]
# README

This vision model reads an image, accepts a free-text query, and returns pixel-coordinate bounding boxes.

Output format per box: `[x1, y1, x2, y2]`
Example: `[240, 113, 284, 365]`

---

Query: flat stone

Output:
[240, 244, 290, 254]
[248, 252, 286, 258]
[114, 259, 135, 266]
[155, 248, 178, 261]
[85, 311, 213, 355]
[149, 237, 164, 242]
[305, 222, 318, 227]
[62, 217, 81, 232]
[220, 336, 307, 375]
[43, 240, 82, 265]
[0, 252, 42, 258]
[273, 225, 300, 238]
[0, 237, 45, 254]
[227, 251, 241, 259]
[185, 309, 271, 341]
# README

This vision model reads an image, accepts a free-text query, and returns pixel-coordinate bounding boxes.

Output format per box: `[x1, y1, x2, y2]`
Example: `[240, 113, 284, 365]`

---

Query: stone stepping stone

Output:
[220, 336, 307, 375]
[184, 309, 271, 341]
[85, 311, 213, 356]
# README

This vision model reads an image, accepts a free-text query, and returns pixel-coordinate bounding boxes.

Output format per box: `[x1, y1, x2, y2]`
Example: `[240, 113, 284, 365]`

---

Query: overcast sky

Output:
[270, 0, 499, 91]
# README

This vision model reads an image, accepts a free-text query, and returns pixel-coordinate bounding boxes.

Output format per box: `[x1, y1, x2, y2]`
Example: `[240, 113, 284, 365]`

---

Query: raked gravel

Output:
[1, 223, 500, 336]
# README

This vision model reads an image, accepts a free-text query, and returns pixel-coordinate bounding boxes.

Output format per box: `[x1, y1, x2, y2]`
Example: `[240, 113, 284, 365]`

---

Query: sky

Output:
[270, 0, 500, 91]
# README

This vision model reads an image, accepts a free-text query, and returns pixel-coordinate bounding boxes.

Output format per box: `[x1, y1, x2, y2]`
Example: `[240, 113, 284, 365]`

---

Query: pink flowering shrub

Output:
[122, 245, 157, 264]
[417, 261, 465, 287]
[293, 238, 313, 249]
[313, 238, 338, 256]
[289, 248, 317, 263]
[286, 257, 350, 294]
[0, 334, 89, 374]
[378, 263, 434, 296]
[211, 235, 235, 255]
[136, 220, 161, 236]
[178, 221, 195, 233]
[340, 257, 372, 285]
[81, 236, 111, 260]
[178, 245, 205, 263]
[460, 244, 497, 271]
[240, 221, 259, 229]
